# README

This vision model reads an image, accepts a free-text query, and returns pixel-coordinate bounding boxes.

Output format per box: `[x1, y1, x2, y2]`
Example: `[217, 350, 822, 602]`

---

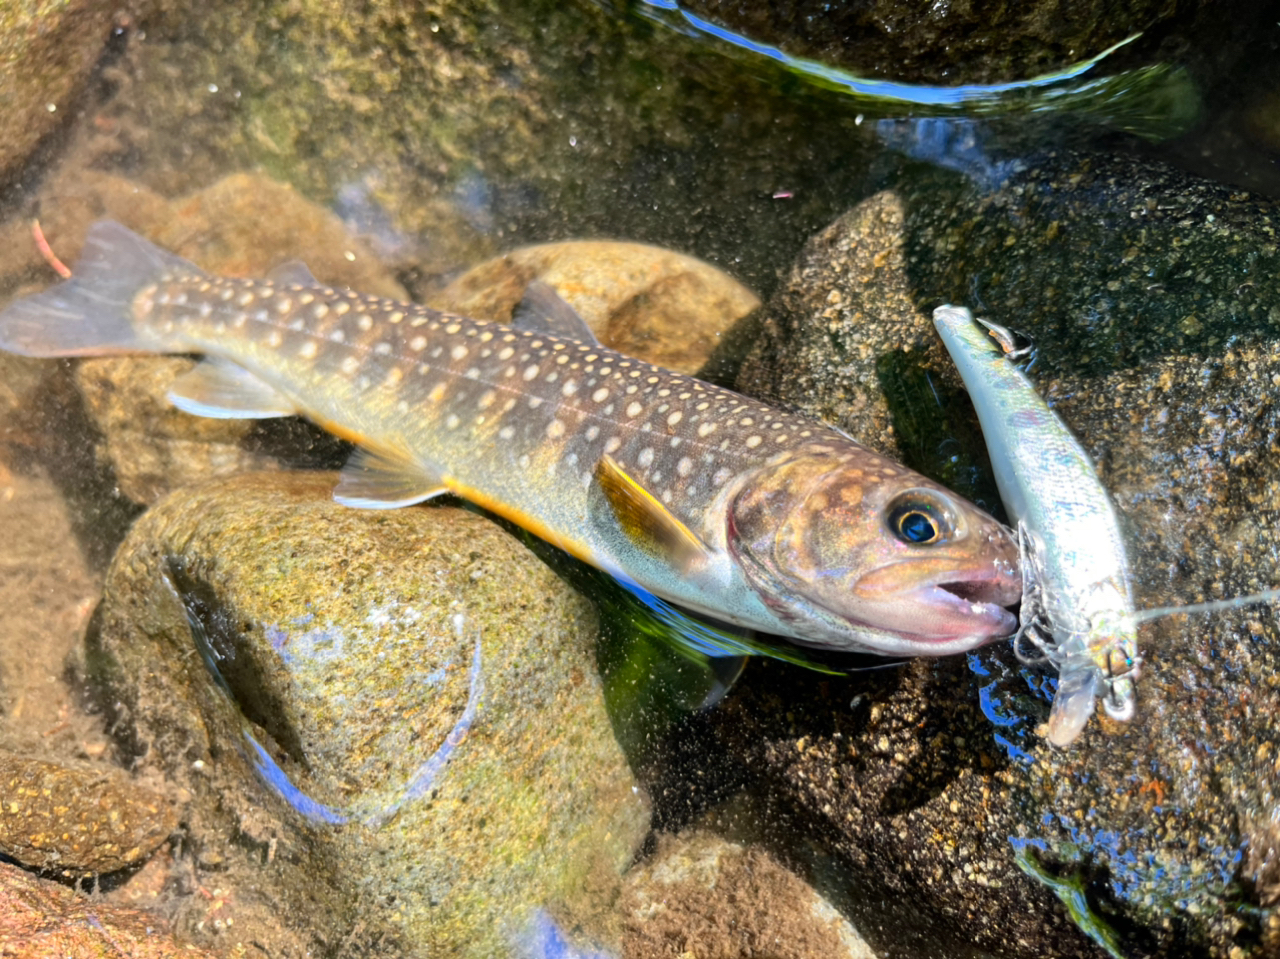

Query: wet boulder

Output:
[727, 166, 1280, 958]
[86, 471, 649, 957]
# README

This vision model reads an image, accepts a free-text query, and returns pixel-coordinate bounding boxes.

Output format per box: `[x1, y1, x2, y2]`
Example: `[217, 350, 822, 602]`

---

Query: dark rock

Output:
[673, 0, 1219, 87]
[727, 164, 1280, 958]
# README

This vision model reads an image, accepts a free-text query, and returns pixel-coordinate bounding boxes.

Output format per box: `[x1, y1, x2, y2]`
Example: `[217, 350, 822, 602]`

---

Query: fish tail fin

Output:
[0, 220, 203, 357]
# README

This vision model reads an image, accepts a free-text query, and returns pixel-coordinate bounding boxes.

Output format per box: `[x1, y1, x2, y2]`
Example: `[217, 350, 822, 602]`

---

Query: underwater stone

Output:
[0, 751, 175, 877]
[431, 240, 761, 375]
[726, 173, 1280, 958]
[87, 471, 648, 956]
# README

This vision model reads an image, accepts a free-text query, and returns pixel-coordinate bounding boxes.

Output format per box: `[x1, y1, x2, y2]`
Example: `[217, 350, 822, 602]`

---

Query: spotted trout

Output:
[0, 222, 1020, 655]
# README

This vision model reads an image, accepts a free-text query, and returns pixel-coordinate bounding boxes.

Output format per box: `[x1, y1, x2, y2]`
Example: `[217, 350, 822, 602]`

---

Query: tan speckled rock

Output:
[0, 752, 175, 876]
[622, 831, 877, 959]
[87, 471, 648, 956]
[0, 862, 230, 958]
[432, 241, 761, 374]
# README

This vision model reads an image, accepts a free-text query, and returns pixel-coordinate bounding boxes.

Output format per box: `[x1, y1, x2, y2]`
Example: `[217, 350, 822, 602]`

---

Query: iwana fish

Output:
[0, 221, 1021, 656]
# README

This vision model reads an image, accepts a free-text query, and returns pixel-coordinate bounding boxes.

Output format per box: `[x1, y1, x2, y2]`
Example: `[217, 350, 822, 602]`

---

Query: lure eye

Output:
[885, 490, 956, 546]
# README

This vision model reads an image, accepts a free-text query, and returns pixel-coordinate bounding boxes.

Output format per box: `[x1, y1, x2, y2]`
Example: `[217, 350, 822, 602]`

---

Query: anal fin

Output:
[168, 358, 299, 418]
[594, 454, 710, 573]
[334, 445, 449, 509]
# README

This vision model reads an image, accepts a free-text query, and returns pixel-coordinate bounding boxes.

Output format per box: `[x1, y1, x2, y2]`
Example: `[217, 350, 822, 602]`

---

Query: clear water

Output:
[2, 1, 1278, 956]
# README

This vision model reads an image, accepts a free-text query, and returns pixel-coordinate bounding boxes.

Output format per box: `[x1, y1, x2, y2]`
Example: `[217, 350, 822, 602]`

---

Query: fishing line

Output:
[1124, 587, 1280, 626]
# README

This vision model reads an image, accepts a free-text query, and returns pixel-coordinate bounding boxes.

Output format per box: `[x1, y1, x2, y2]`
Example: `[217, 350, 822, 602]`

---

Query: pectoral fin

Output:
[168, 358, 299, 418]
[334, 445, 449, 509]
[512, 281, 600, 345]
[594, 454, 710, 573]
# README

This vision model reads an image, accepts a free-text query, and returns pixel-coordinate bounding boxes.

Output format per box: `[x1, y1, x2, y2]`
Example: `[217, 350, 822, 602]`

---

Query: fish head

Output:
[727, 449, 1021, 655]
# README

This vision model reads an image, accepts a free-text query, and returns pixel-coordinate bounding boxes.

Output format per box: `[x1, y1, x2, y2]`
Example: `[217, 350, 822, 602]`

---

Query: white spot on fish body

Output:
[265, 330, 283, 348]
[198, 302, 213, 318]
[746, 435, 763, 448]
[389, 311, 404, 324]
[593, 388, 610, 403]
[374, 342, 392, 356]
[358, 314, 373, 332]
[452, 345, 469, 361]
[626, 402, 643, 418]
[445, 323, 461, 334]
[528, 396, 543, 409]
[499, 426, 515, 440]
[667, 411, 683, 426]
[313, 303, 329, 320]
[334, 301, 349, 316]
[479, 390, 497, 409]
[498, 347, 515, 361]
[605, 436, 622, 454]
[562, 381, 579, 397]
[410, 336, 427, 351]
[547, 420, 566, 439]
[384, 367, 403, 387]
[638, 448, 654, 468]
[446, 413, 460, 430]
[698, 422, 717, 437]
[330, 329, 346, 343]
[341, 356, 360, 375]
[713, 468, 733, 485]
[677, 457, 692, 476]
[237, 291, 255, 306]
[585, 425, 600, 441]
[464, 367, 480, 379]
[518, 454, 531, 469]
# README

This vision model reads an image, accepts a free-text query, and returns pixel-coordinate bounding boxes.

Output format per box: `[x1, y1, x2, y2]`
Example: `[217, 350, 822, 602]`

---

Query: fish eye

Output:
[885, 490, 954, 546]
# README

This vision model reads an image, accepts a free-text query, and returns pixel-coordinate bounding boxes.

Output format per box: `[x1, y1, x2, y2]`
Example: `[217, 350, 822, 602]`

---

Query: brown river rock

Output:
[86, 470, 649, 957]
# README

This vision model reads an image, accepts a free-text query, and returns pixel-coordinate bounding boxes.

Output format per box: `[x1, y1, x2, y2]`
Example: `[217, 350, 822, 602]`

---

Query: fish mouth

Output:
[854, 559, 1020, 645]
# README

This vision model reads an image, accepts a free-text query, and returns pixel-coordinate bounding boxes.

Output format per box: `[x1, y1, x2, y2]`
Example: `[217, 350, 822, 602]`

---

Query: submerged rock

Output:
[87, 471, 649, 956]
[727, 167, 1280, 957]
[431, 240, 761, 375]
[620, 830, 876, 959]
[0, 751, 175, 876]
[674, 0, 1201, 85]
[0, 862, 227, 959]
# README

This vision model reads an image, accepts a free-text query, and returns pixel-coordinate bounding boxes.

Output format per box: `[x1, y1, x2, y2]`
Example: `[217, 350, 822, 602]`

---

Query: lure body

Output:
[933, 304, 1138, 746]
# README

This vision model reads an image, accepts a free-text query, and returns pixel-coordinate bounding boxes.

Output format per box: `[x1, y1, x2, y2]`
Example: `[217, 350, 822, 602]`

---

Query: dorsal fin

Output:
[594, 454, 709, 573]
[512, 281, 600, 345]
[267, 260, 322, 287]
[334, 445, 449, 509]
[168, 358, 299, 418]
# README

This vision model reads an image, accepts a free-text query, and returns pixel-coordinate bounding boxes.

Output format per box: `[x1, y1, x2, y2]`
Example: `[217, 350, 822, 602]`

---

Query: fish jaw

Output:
[852, 556, 1021, 646]
[728, 450, 1023, 655]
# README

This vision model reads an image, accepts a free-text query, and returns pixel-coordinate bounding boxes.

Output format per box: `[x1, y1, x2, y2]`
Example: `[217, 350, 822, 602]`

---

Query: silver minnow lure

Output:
[0, 222, 1023, 657]
[933, 304, 1139, 747]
